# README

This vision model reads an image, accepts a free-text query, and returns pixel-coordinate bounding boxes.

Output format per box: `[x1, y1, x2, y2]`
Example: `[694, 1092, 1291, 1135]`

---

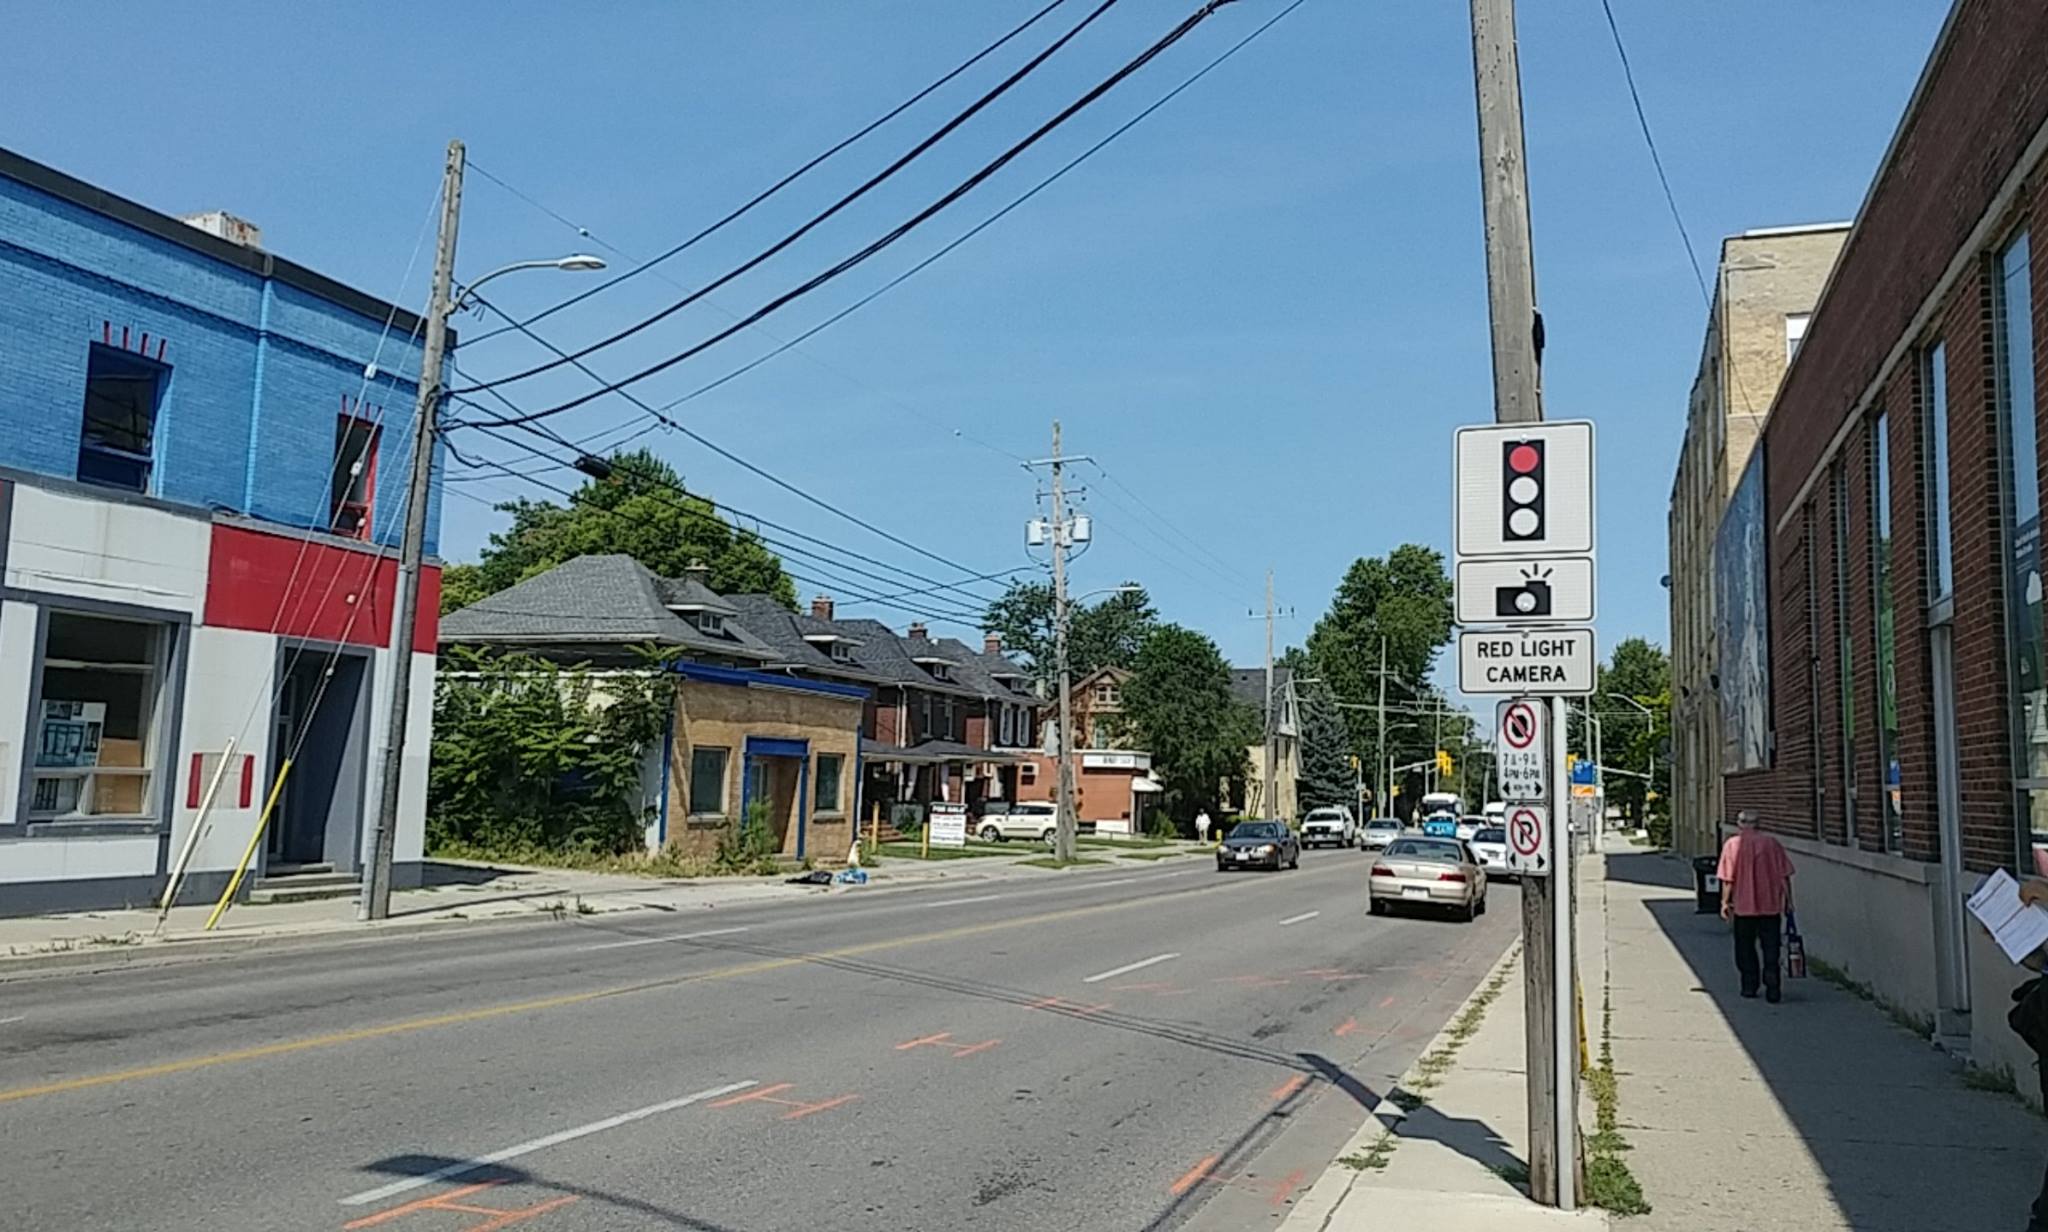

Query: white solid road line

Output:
[577, 927, 749, 952]
[915, 894, 1004, 909]
[0, 1016, 22, 1026]
[1082, 953, 1179, 984]
[1278, 911, 1321, 926]
[338, 1080, 757, 1207]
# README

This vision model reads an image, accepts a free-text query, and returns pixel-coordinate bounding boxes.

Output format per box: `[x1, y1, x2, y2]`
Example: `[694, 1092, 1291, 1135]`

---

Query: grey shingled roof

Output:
[725, 594, 887, 684]
[439, 554, 773, 660]
[654, 573, 738, 616]
[1230, 666, 1292, 713]
[938, 638, 1036, 702]
[833, 618, 983, 698]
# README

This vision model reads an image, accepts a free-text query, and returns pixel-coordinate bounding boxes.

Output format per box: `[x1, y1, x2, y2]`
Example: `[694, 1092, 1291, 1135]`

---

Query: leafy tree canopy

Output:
[982, 580, 1157, 689]
[1303, 545, 1454, 783]
[1119, 624, 1256, 821]
[443, 449, 796, 614]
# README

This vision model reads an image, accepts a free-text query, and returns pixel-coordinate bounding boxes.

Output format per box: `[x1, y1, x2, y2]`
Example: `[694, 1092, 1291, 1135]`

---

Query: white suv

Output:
[978, 801, 1059, 843]
[1300, 806, 1356, 849]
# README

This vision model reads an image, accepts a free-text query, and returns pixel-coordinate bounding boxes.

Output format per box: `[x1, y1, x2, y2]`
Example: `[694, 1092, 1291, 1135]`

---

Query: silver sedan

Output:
[1368, 837, 1488, 921]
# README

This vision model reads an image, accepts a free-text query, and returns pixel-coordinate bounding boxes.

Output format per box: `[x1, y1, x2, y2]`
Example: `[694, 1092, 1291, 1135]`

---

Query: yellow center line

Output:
[0, 860, 1353, 1105]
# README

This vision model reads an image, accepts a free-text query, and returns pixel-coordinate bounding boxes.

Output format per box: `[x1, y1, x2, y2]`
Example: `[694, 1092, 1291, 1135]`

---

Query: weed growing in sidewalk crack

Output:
[1964, 1063, 2020, 1096]
[1808, 957, 1937, 1039]
[1492, 1159, 1531, 1186]
[1586, 951, 1651, 1216]
[1339, 1131, 1396, 1171]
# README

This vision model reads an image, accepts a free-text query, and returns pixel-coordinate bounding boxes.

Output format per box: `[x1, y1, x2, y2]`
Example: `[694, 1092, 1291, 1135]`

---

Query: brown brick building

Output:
[1714, 0, 2048, 1082]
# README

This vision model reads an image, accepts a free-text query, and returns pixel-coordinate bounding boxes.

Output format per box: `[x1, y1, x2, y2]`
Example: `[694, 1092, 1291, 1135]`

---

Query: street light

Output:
[1608, 693, 1657, 830]
[363, 147, 613, 921]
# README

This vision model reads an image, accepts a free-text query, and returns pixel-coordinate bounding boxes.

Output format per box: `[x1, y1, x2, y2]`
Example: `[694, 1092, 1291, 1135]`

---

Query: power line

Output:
[460, 0, 1075, 348]
[449, 0, 1248, 422]
[455, 0, 1124, 390]
[449, 336, 1006, 604]
[1598, 0, 1709, 306]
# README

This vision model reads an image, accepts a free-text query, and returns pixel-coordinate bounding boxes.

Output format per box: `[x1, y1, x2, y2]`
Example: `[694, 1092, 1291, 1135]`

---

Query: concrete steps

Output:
[247, 871, 359, 905]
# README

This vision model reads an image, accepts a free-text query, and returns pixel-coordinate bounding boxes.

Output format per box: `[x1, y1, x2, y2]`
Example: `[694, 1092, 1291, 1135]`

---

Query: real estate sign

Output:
[928, 802, 968, 849]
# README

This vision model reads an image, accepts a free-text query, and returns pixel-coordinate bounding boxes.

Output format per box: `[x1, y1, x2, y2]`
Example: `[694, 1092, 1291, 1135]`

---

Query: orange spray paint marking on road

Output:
[1267, 1169, 1307, 1207]
[897, 1032, 1000, 1059]
[1027, 995, 1111, 1016]
[1378, 994, 1398, 1009]
[1270, 1075, 1308, 1102]
[709, 1083, 794, 1108]
[342, 1181, 579, 1231]
[1333, 1017, 1358, 1037]
[781, 1094, 858, 1120]
[1170, 1156, 1219, 1195]
[949, 1039, 1001, 1058]
[896, 1033, 954, 1051]
[710, 1082, 857, 1121]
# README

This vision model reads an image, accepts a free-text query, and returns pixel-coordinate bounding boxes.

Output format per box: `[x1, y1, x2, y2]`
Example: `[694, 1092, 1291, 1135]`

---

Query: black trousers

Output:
[1731, 913, 1781, 996]
[2032, 1072, 2048, 1232]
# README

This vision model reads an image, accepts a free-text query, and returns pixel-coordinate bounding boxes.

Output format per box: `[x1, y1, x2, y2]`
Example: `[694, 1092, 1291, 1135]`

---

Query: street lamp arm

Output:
[454, 254, 607, 311]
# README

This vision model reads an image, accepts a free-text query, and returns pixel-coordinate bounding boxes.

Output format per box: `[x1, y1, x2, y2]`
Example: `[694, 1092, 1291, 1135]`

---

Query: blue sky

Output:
[0, 1, 1946, 699]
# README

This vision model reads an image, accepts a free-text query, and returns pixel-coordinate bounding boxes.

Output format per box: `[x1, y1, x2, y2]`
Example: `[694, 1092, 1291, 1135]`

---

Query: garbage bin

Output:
[1692, 855, 1721, 914]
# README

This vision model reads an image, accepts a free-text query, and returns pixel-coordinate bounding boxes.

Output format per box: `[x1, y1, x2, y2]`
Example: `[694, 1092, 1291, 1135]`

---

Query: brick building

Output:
[1668, 224, 1846, 859]
[1713, 0, 2048, 1081]
[0, 145, 442, 914]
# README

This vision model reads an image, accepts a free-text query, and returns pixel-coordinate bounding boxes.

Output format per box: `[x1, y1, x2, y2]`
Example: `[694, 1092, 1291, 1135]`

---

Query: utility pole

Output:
[363, 139, 463, 922]
[1375, 637, 1388, 820]
[1470, 0, 1577, 1208]
[1049, 420, 1077, 864]
[1263, 568, 1276, 819]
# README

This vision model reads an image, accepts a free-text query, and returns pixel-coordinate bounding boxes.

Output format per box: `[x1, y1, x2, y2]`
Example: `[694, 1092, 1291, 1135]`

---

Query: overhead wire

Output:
[1597, 0, 1708, 307]
[448, 0, 1248, 421]
[454, 0, 1125, 389]
[459, 0, 1076, 348]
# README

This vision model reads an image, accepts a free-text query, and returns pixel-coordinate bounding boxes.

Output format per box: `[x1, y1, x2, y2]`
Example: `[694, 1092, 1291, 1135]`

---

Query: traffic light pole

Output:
[1469, 0, 1579, 1209]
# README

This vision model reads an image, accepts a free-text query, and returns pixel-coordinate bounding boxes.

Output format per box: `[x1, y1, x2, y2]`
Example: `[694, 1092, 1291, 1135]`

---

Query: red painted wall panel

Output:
[204, 524, 438, 653]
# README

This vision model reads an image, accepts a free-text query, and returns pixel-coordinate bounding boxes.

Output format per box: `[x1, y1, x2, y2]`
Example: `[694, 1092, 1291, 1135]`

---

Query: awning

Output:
[1131, 777, 1165, 793]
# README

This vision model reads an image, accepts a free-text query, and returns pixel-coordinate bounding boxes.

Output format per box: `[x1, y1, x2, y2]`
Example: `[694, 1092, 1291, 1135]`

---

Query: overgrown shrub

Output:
[715, 799, 783, 875]
[428, 646, 675, 857]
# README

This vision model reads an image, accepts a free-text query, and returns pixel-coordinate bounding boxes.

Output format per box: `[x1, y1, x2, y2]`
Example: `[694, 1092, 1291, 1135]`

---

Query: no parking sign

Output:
[1505, 804, 1550, 877]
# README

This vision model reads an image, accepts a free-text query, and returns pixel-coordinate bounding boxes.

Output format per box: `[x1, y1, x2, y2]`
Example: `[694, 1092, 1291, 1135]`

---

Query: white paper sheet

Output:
[1966, 869, 2048, 964]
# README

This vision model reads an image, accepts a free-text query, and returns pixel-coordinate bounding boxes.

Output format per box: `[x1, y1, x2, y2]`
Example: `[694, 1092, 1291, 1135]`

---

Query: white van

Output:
[1300, 806, 1356, 848]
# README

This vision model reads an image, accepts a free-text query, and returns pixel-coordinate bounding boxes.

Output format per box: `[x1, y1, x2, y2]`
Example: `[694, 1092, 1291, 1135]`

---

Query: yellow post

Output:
[1575, 974, 1591, 1074]
[921, 813, 930, 860]
[204, 759, 293, 931]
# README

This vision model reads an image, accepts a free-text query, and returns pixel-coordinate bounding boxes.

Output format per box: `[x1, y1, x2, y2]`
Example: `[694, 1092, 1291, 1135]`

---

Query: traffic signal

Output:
[1436, 749, 1454, 777]
[1502, 438, 1545, 542]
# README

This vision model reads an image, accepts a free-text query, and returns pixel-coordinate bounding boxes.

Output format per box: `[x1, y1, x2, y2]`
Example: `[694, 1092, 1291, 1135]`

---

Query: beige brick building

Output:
[1668, 224, 1847, 857]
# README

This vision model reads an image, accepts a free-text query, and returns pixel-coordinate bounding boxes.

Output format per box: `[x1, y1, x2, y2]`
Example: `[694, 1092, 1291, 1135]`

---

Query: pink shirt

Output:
[1717, 829, 1794, 917]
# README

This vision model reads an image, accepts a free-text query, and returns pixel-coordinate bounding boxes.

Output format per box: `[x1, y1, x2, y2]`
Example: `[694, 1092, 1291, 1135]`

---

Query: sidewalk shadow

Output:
[359, 1153, 745, 1230]
[1602, 848, 2045, 1230]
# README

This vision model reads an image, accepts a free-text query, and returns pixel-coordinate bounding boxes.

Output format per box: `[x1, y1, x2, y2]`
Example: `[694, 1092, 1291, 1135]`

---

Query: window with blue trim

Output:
[816, 754, 845, 814]
[688, 747, 729, 816]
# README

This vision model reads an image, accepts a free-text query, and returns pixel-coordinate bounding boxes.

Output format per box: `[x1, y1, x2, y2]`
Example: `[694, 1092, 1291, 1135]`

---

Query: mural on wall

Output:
[1716, 451, 1771, 773]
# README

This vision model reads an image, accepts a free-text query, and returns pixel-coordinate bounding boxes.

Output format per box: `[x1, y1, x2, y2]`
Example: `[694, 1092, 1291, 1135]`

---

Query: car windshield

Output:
[1384, 839, 1463, 862]
[1367, 819, 1401, 830]
[1305, 810, 1344, 821]
[1474, 828, 1506, 844]
[1230, 822, 1283, 839]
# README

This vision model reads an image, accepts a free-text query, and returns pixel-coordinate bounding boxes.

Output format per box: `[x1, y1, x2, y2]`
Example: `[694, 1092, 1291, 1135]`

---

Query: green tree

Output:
[1119, 624, 1256, 822]
[1295, 680, 1354, 813]
[439, 562, 488, 616]
[981, 581, 1156, 689]
[450, 449, 796, 612]
[1569, 637, 1671, 826]
[1304, 545, 1454, 784]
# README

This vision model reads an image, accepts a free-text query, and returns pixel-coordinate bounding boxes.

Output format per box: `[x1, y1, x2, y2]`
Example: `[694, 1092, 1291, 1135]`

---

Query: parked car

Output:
[1468, 825, 1510, 878]
[1300, 806, 1356, 848]
[1455, 815, 1488, 842]
[1360, 818, 1405, 850]
[978, 800, 1059, 843]
[1216, 820, 1299, 872]
[1369, 837, 1488, 920]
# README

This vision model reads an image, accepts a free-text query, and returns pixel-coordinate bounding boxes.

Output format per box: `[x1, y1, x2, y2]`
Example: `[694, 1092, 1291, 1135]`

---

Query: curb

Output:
[1279, 935, 1526, 1230]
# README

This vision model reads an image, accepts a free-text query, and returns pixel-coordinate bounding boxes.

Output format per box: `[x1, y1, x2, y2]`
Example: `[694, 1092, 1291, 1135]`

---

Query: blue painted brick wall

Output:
[0, 172, 442, 554]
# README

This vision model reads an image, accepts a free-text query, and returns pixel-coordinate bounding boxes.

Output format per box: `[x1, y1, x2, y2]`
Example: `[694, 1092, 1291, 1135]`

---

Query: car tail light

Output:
[1371, 865, 1394, 878]
[1438, 871, 1469, 883]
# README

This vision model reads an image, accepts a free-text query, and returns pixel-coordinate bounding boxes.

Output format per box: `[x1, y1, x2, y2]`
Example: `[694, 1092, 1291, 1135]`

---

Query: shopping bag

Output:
[1784, 910, 1808, 979]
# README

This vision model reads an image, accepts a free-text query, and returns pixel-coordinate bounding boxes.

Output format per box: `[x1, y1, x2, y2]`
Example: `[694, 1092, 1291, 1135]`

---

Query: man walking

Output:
[1717, 809, 1795, 1002]
[1195, 809, 1213, 845]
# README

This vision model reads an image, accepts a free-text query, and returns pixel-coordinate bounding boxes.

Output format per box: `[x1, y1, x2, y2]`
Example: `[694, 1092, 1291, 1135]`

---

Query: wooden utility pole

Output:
[1048, 421, 1080, 864]
[1469, 0, 1578, 1209]
[364, 139, 463, 921]
[1263, 568, 1276, 817]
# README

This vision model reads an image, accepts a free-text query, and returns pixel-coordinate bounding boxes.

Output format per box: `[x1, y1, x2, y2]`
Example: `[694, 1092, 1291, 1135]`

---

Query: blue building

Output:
[0, 145, 447, 914]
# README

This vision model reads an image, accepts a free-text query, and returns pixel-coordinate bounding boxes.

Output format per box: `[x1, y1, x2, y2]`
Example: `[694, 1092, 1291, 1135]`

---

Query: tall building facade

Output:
[1668, 225, 1846, 857]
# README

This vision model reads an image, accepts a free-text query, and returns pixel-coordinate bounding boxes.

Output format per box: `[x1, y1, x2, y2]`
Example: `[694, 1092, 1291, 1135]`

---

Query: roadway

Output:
[0, 845, 1518, 1231]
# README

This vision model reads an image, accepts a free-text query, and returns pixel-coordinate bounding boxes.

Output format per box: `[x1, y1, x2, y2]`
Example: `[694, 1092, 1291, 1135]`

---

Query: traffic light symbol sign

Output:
[1502, 439, 1545, 542]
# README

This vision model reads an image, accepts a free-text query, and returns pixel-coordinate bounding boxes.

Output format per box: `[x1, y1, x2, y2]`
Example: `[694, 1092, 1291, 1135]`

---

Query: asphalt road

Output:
[0, 846, 1517, 1232]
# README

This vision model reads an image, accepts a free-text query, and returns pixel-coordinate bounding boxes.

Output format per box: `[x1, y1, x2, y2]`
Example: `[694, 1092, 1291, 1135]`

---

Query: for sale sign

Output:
[1495, 698, 1548, 803]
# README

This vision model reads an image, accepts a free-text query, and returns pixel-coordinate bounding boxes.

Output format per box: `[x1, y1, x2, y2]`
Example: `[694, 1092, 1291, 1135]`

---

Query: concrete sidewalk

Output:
[1604, 842, 2045, 1231]
[1281, 840, 2048, 1231]
[0, 845, 1195, 969]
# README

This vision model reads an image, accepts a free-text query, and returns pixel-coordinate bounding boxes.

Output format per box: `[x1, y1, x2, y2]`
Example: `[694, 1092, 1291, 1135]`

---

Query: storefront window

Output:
[1833, 462, 1856, 843]
[30, 611, 168, 820]
[1872, 412, 1902, 851]
[688, 747, 729, 817]
[815, 753, 844, 814]
[1996, 231, 2048, 869]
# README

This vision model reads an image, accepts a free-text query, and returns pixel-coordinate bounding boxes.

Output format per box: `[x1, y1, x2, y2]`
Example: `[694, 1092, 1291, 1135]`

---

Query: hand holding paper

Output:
[1966, 869, 2048, 965]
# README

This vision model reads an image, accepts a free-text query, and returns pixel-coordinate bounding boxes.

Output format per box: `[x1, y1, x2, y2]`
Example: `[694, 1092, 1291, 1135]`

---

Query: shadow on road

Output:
[358, 1154, 746, 1230]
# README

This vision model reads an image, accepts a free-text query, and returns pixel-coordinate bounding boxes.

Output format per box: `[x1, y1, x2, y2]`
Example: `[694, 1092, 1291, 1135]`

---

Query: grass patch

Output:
[432, 840, 784, 880]
[1384, 954, 1520, 1115]
[1117, 850, 1186, 861]
[1964, 1063, 2020, 1095]
[1078, 835, 1170, 849]
[1019, 856, 1110, 869]
[875, 841, 1014, 861]
[1338, 1131, 1397, 1171]
[1492, 1159, 1531, 1186]
[1587, 943, 1652, 1216]
[1809, 956, 1937, 1039]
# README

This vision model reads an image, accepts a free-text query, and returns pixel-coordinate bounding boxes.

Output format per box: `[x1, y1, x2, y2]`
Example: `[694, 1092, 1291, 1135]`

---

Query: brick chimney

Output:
[683, 560, 711, 588]
[811, 595, 835, 620]
[984, 633, 1002, 655]
[907, 622, 929, 641]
